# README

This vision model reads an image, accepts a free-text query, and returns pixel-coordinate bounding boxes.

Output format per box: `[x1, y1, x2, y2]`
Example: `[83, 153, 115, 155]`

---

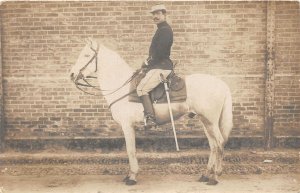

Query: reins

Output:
[75, 69, 141, 97]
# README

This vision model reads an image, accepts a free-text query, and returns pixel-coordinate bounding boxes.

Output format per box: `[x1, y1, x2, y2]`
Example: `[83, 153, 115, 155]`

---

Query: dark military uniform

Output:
[137, 21, 173, 96]
[147, 21, 173, 70]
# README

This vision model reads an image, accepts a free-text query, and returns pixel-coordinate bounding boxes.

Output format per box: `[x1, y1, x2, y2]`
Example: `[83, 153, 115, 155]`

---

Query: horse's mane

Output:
[92, 38, 119, 53]
[89, 38, 133, 76]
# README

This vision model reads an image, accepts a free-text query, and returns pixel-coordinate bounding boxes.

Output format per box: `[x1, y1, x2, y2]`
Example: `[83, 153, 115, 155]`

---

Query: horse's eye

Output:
[84, 54, 90, 57]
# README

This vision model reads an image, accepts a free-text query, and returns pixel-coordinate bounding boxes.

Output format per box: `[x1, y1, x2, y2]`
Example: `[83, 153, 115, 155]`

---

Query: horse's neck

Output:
[97, 45, 134, 104]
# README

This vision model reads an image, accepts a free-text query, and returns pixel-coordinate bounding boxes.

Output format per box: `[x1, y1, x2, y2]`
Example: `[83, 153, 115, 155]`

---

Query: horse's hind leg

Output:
[200, 119, 225, 185]
[199, 133, 215, 183]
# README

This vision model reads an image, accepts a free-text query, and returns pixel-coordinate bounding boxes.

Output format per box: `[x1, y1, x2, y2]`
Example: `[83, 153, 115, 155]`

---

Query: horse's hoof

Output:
[125, 179, 137, 186]
[206, 179, 218, 186]
[188, 112, 196, 118]
[123, 176, 130, 182]
[198, 175, 209, 182]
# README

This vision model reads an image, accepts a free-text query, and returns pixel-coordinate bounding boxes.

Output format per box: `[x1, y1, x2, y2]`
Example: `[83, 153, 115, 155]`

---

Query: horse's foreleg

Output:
[122, 124, 138, 185]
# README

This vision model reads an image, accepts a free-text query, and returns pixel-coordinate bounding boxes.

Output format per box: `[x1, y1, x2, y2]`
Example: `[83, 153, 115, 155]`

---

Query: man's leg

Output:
[140, 95, 156, 128]
[137, 69, 171, 128]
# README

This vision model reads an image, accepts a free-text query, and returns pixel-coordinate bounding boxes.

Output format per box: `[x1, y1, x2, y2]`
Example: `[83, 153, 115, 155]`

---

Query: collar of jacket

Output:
[157, 21, 168, 28]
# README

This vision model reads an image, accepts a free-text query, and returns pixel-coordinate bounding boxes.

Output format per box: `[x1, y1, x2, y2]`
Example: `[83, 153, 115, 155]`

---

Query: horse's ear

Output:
[84, 38, 90, 45]
[88, 37, 94, 45]
[85, 38, 93, 46]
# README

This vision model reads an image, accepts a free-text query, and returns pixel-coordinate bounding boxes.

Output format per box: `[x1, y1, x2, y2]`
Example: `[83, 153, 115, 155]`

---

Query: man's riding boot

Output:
[140, 95, 157, 129]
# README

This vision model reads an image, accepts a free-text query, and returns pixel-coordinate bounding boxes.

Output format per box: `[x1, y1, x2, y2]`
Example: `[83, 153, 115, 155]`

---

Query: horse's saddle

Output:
[128, 71, 187, 104]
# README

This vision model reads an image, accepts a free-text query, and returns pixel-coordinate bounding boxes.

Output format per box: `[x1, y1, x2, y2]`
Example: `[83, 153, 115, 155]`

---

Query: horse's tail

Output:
[219, 87, 233, 144]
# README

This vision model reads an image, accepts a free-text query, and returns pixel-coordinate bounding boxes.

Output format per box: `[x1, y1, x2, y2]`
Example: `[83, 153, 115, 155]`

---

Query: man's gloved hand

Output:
[140, 58, 151, 73]
[141, 59, 149, 68]
[141, 63, 147, 69]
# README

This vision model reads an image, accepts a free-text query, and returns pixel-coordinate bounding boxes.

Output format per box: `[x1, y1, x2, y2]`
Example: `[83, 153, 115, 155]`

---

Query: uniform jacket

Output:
[148, 21, 173, 70]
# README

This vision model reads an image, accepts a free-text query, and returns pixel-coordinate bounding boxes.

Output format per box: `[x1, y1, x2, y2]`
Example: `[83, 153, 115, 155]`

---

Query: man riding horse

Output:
[137, 4, 174, 129]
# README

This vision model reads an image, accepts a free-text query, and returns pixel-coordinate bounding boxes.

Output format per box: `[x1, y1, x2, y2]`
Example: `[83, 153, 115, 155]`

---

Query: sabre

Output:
[160, 73, 180, 151]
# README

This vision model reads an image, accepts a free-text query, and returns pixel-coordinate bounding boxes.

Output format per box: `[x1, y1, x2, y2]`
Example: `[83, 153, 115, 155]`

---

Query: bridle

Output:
[74, 44, 102, 95]
[79, 46, 99, 75]
[73, 43, 141, 106]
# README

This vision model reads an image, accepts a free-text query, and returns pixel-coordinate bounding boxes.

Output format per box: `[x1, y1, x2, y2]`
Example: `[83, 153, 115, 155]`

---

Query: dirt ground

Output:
[0, 174, 299, 193]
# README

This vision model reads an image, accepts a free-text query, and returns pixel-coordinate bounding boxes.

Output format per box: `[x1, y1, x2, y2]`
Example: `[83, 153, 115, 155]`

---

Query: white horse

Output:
[70, 39, 233, 186]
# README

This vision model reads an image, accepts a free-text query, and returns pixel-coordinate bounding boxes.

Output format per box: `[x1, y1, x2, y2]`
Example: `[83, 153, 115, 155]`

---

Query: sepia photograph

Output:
[0, 0, 299, 192]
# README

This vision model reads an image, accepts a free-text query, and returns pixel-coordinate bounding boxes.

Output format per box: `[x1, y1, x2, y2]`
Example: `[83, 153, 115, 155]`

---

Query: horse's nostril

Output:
[70, 73, 75, 81]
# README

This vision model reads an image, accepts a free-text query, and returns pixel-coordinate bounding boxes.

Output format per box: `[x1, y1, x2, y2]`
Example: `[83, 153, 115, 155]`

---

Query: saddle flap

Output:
[169, 74, 185, 91]
[129, 71, 187, 104]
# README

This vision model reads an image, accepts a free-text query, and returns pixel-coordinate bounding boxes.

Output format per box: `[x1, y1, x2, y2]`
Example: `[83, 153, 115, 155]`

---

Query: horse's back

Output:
[185, 74, 230, 93]
[185, 74, 231, 121]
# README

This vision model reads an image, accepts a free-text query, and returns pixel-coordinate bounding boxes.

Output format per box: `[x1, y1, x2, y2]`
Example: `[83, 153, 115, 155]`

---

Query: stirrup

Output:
[144, 116, 157, 129]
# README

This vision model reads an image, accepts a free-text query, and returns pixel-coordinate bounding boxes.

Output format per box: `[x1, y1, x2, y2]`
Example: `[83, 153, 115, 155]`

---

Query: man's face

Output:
[152, 10, 166, 24]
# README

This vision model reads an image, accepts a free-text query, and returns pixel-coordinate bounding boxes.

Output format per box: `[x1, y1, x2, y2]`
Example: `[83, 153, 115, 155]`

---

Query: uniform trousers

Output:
[137, 69, 172, 96]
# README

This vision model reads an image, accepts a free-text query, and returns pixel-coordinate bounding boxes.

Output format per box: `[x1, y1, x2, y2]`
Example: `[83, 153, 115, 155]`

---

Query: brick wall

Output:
[274, 2, 300, 136]
[0, 12, 4, 147]
[0, 1, 299, 139]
